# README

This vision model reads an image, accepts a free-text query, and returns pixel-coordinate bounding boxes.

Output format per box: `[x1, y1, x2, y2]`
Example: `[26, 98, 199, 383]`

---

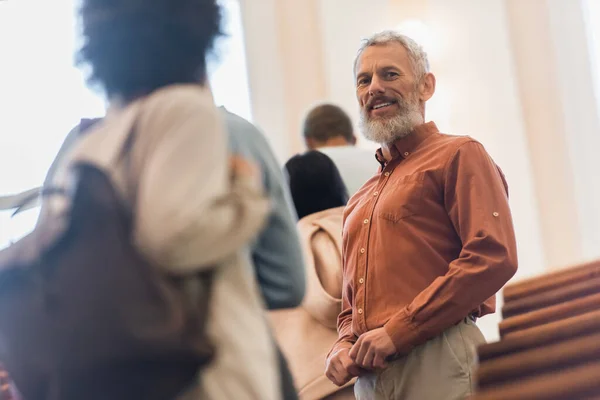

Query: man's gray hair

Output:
[354, 30, 430, 80]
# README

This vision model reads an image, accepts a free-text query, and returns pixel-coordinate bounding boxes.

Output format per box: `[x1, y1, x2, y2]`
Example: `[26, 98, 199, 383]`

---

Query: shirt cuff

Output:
[327, 338, 354, 361]
[383, 309, 422, 354]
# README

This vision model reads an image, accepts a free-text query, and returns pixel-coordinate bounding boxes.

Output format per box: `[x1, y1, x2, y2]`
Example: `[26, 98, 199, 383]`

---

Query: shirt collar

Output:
[375, 121, 439, 167]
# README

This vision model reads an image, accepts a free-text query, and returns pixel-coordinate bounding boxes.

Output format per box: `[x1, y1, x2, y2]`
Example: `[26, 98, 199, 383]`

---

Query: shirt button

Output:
[384, 172, 390, 177]
[360, 248, 365, 254]
[493, 212, 499, 217]
[358, 308, 363, 314]
[363, 218, 369, 224]
[404, 152, 410, 157]
[373, 191, 379, 196]
[359, 278, 364, 284]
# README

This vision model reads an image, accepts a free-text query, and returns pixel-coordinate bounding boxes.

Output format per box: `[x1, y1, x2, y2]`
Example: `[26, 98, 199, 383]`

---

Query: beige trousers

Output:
[354, 318, 485, 400]
[323, 385, 356, 400]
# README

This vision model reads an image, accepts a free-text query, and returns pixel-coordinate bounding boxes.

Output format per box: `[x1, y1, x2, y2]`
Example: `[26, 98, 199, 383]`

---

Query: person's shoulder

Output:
[141, 84, 216, 120]
[299, 206, 344, 225]
[315, 207, 345, 230]
[149, 84, 213, 104]
[319, 145, 374, 155]
[221, 109, 283, 171]
[348, 145, 377, 159]
[432, 133, 501, 175]
[432, 132, 486, 155]
[319, 145, 376, 165]
[221, 108, 252, 128]
[297, 206, 344, 234]
[435, 132, 477, 145]
[221, 108, 267, 143]
[131, 84, 221, 146]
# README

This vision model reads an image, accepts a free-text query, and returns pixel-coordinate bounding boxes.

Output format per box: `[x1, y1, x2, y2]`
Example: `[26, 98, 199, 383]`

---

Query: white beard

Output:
[359, 97, 424, 144]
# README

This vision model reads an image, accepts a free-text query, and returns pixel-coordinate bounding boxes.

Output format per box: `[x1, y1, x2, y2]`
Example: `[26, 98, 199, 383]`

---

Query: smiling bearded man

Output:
[324, 31, 519, 400]
[358, 78, 423, 145]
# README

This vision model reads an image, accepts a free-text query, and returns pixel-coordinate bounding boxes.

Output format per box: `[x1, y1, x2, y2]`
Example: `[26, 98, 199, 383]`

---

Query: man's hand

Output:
[349, 327, 396, 370]
[325, 347, 366, 387]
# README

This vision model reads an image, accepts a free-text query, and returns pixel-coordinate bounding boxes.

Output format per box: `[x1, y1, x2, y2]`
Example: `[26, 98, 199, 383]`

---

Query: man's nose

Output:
[368, 76, 385, 96]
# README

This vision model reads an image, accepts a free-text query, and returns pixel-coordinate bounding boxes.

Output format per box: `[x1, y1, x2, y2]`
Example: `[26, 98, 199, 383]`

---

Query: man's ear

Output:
[419, 72, 436, 102]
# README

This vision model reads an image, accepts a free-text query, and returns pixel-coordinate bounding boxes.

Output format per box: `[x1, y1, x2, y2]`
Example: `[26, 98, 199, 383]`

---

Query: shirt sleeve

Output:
[131, 88, 270, 274]
[251, 151, 306, 309]
[383, 140, 518, 353]
[224, 110, 306, 309]
[328, 291, 356, 359]
[328, 215, 358, 358]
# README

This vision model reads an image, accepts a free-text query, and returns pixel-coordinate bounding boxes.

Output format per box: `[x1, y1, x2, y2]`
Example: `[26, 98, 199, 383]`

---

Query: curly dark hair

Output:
[77, 0, 223, 100]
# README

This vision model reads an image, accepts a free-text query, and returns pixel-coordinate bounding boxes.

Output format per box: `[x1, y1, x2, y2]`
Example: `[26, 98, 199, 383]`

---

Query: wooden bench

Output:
[472, 261, 600, 399]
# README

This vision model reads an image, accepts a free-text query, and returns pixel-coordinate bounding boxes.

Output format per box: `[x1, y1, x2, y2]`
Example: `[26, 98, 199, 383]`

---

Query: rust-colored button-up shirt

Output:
[331, 122, 518, 356]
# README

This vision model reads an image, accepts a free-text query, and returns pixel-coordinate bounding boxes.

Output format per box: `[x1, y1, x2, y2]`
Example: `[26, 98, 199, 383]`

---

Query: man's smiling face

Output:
[355, 42, 424, 144]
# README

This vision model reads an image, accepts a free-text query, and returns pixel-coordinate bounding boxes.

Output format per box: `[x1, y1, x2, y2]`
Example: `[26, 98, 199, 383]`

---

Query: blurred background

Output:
[2, 0, 600, 340]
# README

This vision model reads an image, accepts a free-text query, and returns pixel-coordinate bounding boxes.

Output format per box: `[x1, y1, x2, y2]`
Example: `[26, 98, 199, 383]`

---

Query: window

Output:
[210, 0, 253, 122]
[0, 0, 103, 248]
[0, 0, 252, 248]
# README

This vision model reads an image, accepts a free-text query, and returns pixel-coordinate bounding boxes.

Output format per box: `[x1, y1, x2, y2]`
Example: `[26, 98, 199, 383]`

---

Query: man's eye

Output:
[386, 72, 399, 79]
[357, 78, 370, 86]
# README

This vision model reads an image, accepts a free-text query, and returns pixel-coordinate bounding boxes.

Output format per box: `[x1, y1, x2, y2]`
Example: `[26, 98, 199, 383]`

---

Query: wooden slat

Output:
[502, 275, 600, 318]
[475, 261, 600, 398]
[503, 260, 600, 302]
[478, 309, 600, 362]
[472, 361, 600, 400]
[499, 292, 600, 337]
[477, 332, 600, 389]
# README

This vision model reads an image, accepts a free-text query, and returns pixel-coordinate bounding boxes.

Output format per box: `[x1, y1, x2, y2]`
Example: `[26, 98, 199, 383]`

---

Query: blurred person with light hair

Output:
[302, 103, 376, 195]
[325, 30, 518, 400]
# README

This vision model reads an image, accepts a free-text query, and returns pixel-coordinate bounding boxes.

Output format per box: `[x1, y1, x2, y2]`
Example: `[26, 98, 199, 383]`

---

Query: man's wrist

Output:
[328, 340, 354, 360]
[383, 310, 421, 354]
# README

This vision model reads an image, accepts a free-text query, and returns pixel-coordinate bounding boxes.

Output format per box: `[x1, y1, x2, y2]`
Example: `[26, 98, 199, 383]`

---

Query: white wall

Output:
[506, 0, 584, 270]
[317, 0, 391, 150]
[547, 0, 600, 263]
[239, 0, 290, 162]
[240, 0, 329, 162]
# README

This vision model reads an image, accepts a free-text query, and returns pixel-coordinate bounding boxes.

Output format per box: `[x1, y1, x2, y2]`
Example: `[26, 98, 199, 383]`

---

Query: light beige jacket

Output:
[40, 85, 279, 400]
[270, 207, 355, 400]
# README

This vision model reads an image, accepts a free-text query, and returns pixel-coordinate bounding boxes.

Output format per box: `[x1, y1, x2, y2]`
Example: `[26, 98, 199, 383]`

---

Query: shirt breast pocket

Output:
[377, 172, 426, 222]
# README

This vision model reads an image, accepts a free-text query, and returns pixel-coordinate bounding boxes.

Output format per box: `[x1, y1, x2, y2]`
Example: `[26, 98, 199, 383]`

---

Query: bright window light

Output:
[395, 19, 437, 59]
[0, 0, 251, 248]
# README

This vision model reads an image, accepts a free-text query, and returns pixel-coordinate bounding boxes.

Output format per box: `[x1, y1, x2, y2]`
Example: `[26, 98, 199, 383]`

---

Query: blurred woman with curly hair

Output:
[36, 0, 280, 398]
